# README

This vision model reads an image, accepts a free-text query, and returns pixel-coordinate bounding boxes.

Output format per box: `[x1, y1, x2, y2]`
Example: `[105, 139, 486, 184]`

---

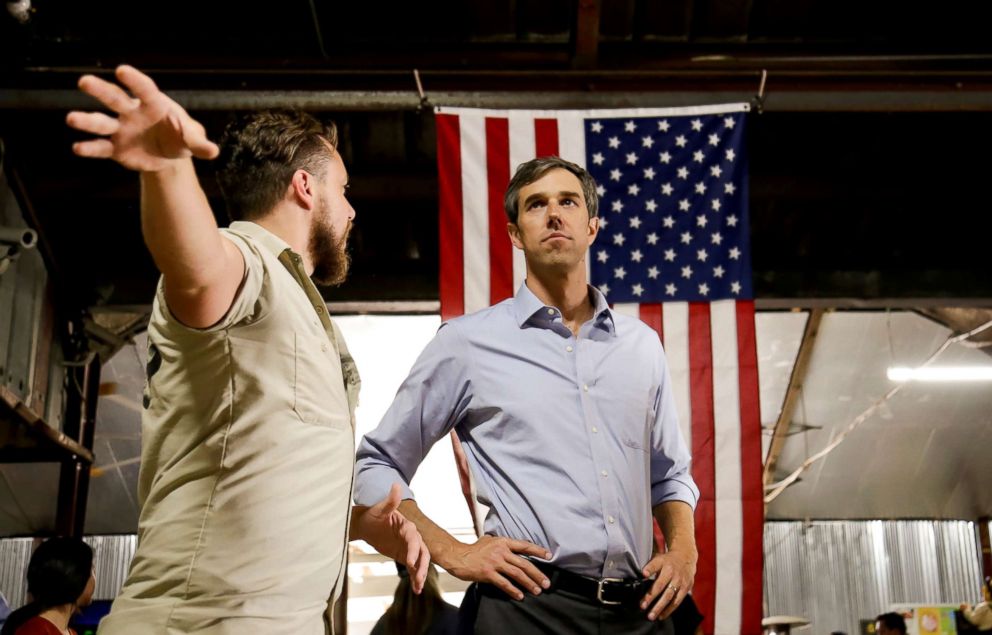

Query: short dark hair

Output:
[28, 537, 93, 608]
[503, 156, 599, 224]
[216, 110, 338, 222]
[876, 613, 907, 634]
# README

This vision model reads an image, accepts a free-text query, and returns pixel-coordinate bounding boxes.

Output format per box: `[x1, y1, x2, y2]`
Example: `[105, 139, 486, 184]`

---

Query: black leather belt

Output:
[532, 560, 652, 608]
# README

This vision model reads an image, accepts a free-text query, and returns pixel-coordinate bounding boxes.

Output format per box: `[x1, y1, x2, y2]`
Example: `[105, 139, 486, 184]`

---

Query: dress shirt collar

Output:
[513, 281, 616, 336]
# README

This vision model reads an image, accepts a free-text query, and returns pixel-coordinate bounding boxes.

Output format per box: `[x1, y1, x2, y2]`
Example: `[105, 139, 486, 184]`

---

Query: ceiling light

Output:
[887, 366, 992, 382]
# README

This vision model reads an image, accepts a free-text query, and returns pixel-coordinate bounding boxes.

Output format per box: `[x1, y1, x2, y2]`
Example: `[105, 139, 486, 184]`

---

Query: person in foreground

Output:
[355, 156, 699, 633]
[66, 65, 428, 634]
[1, 537, 95, 635]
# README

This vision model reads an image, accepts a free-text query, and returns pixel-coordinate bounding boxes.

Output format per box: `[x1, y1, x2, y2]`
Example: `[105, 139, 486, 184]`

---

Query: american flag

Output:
[435, 105, 763, 635]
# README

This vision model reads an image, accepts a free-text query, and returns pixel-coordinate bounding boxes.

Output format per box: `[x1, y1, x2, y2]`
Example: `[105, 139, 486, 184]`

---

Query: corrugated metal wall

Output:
[1, 523, 986, 628]
[764, 521, 985, 635]
[0, 535, 135, 608]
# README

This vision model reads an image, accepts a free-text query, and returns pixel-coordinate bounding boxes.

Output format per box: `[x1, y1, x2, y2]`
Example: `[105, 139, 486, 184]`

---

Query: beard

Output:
[309, 203, 351, 287]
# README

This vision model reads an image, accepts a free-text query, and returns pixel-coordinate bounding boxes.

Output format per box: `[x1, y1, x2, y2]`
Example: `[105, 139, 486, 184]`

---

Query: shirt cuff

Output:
[651, 477, 700, 510]
[353, 465, 416, 507]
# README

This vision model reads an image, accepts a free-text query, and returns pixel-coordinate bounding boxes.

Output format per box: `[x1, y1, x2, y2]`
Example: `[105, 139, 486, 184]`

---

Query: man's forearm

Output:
[652, 500, 698, 560]
[398, 499, 465, 569]
[140, 159, 231, 290]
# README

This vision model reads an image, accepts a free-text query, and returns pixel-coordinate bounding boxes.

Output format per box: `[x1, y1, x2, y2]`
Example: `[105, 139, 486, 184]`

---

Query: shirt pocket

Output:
[293, 331, 349, 428]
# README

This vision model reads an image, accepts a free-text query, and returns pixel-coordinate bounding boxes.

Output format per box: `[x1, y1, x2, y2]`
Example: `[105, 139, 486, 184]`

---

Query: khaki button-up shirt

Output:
[100, 222, 360, 635]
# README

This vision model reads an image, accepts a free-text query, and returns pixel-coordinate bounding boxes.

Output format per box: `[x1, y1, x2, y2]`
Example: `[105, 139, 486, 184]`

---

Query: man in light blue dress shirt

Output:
[355, 157, 700, 633]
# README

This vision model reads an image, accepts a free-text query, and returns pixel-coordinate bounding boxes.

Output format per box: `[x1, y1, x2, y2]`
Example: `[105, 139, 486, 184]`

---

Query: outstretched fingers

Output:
[77, 74, 137, 115]
[72, 139, 114, 159]
[66, 111, 120, 136]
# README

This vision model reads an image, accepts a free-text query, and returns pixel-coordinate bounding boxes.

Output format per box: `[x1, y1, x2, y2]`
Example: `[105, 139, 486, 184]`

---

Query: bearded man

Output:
[66, 66, 429, 635]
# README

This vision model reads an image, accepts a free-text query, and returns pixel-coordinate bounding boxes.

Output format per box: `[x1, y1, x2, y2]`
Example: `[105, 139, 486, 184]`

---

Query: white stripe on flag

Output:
[460, 114, 490, 314]
[556, 114, 592, 279]
[611, 303, 640, 319]
[557, 112, 587, 168]
[710, 300, 743, 635]
[508, 113, 536, 292]
[662, 302, 692, 448]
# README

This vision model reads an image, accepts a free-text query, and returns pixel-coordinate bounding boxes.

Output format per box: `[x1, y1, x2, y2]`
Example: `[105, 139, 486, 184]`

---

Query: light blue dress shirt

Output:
[354, 283, 698, 579]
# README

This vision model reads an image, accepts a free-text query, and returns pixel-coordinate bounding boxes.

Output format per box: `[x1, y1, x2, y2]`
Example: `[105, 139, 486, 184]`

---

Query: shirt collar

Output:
[229, 221, 295, 258]
[512, 282, 617, 335]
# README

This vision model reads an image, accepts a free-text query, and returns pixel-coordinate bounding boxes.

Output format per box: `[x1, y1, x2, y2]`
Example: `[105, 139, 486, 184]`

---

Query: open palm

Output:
[66, 65, 218, 172]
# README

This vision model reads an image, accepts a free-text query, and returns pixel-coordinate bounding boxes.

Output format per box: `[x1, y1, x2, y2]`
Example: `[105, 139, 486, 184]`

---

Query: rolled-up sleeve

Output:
[649, 346, 700, 509]
[354, 322, 472, 506]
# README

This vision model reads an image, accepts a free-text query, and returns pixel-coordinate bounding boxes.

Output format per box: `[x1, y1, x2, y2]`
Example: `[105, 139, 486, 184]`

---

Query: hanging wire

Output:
[751, 69, 768, 114]
[765, 317, 992, 504]
[413, 69, 431, 112]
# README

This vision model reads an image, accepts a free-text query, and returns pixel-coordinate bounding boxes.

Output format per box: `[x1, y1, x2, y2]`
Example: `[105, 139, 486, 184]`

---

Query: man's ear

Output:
[507, 222, 524, 249]
[289, 170, 316, 210]
[587, 215, 600, 245]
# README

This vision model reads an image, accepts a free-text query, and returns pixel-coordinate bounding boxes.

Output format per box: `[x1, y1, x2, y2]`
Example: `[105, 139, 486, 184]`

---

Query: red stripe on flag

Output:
[436, 114, 464, 320]
[485, 118, 513, 305]
[639, 303, 663, 343]
[736, 300, 764, 633]
[534, 118, 559, 157]
[688, 302, 716, 635]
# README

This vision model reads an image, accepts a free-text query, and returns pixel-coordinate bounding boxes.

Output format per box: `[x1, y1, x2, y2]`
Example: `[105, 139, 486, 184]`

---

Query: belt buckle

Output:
[596, 577, 625, 606]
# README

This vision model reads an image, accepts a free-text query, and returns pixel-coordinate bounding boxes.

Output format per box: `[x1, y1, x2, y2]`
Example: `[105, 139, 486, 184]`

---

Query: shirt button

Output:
[583, 384, 589, 392]
[601, 470, 608, 478]
[547, 308, 555, 316]
[566, 345, 573, 353]
[321, 343, 328, 352]
[609, 561, 615, 568]
[608, 516, 615, 524]
[591, 426, 598, 433]
[316, 306, 324, 314]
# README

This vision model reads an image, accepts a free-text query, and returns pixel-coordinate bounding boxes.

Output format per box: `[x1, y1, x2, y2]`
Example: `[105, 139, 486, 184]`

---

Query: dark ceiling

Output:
[3, 0, 992, 315]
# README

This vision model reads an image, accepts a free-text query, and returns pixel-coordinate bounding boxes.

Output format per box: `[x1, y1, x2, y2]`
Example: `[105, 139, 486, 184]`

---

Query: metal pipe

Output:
[8, 87, 992, 112]
[0, 226, 37, 249]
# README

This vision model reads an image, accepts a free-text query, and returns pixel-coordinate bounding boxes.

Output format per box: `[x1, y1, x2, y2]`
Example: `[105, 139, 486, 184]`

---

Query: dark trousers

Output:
[458, 582, 675, 635]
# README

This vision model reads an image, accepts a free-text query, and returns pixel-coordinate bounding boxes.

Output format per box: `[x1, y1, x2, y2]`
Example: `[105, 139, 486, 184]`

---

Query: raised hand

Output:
[442, 535, 551, 600]
[66, 65, 218, 172]
[351, 484, 431, 594]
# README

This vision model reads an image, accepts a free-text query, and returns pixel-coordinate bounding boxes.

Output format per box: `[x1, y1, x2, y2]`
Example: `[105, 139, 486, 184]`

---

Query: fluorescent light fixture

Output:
[887, 366, 992, 382]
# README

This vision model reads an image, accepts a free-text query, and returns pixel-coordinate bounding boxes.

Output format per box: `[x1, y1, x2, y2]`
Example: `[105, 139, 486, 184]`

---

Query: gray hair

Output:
[503, 156, 599, 224]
